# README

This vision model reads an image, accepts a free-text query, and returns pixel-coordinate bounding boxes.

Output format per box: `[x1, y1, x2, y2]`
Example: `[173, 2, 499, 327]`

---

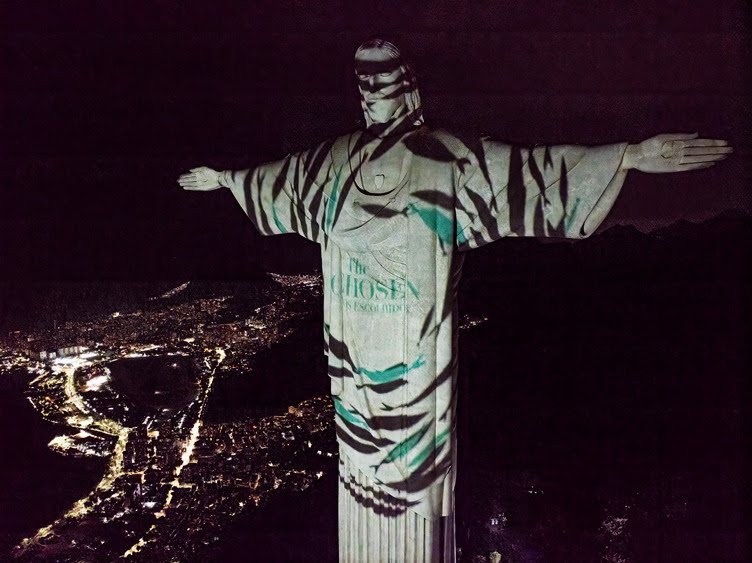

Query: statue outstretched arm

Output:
[178, 166, 256, 221]
[179, 165, 272, 217]
[454, 131, 732, 248]
[178, 146, 333, 244]
[454, 140, 630, 245]
[581, 133, 730, 233]
[620, 133, 731, 173]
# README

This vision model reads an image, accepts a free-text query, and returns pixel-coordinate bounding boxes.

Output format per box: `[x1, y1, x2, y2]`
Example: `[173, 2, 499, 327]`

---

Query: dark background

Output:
[1, 0, 749, 281]
[1, 1, 750, 561]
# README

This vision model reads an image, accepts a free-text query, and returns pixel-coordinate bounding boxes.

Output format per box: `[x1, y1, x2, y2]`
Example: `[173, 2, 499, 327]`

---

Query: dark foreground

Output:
[1, 213, 748, 562]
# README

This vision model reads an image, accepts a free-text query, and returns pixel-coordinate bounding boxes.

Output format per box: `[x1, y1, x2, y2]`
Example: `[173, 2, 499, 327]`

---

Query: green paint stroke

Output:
[272, 206, 288, 233]
[359, 355, 425, 384]
[325, 166, 343, 233]
[374, 422, 432, 472]
[408, 428, 450, 469]
[408, 204, 455, 247]
[564, 197, 581, 233]
[333, 397, 368, 429]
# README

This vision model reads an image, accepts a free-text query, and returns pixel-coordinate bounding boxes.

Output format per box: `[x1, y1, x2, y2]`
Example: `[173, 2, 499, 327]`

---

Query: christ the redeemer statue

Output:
[179, 39, 730, 563]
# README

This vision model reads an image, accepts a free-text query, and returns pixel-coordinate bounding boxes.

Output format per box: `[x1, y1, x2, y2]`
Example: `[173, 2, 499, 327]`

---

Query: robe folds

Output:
[221, 126, 628, 521]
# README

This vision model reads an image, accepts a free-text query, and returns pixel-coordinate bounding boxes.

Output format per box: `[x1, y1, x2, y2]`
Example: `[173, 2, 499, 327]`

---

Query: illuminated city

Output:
[0, 273, 492, 562]
[1, 275, 339, 561]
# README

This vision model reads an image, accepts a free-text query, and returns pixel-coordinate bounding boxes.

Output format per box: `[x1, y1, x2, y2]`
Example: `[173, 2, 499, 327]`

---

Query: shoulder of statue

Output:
[331, 132, 357, 152]
[321, 132, 361, 164]
[405, 127, 474, 160]
[431, 127, 464, 145]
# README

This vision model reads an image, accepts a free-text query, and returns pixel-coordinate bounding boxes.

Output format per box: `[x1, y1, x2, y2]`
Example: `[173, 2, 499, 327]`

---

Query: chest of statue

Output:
[323, 134, 408, 250]
[322, 129, 458, 260]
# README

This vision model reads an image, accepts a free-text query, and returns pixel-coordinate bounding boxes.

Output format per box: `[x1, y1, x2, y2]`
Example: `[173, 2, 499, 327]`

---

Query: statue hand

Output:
[622, 133, 732, 173]
[178, 166, 222, 191]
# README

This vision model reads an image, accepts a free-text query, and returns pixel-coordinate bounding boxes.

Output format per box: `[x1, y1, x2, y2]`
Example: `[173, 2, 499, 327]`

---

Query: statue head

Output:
[355, 39, 423, 133]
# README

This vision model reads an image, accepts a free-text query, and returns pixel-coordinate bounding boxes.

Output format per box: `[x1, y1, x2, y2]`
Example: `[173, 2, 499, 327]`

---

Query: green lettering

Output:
[375, 282, 389, 300]
[359, 279, 374, 299]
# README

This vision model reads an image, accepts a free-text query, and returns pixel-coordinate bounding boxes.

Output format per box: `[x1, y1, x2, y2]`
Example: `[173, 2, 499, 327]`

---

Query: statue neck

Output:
[364, 106, 422, 139]
[367, 119, 419, 141]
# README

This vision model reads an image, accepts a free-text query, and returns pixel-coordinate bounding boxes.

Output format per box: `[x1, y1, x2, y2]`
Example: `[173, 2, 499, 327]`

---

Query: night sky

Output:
[1, 1, 749, 281]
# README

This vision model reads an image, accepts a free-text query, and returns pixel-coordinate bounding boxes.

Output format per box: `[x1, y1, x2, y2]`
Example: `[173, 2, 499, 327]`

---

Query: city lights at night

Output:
[3, 275, 338, 561]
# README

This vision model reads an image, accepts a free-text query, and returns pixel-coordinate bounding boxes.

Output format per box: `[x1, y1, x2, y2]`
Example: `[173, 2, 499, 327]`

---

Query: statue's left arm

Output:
[620, 133, 731, 173]
[591, 133, 731, 234]
[454, 133, 730, 249]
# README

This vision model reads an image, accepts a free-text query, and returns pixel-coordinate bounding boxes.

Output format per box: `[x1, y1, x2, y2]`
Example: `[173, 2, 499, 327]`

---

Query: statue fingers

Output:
[676, 162, 715, 171]
[683, 146, 733, 157]
[680, 154, 728, 165]
[683, 138, 730, 148]
[659, 132, 699, 142]
[178, 175, 198, 187]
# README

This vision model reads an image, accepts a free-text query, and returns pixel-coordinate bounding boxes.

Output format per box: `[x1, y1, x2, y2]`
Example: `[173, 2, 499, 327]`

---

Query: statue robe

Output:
[221, 126, 627, 557]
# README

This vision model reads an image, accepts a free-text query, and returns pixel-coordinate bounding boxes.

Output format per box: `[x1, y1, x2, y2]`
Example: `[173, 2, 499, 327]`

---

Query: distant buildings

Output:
[24, 344, 86, 361]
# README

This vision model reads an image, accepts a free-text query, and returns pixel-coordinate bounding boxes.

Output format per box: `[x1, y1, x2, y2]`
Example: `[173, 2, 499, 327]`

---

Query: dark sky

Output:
[1, 0, 749, 281]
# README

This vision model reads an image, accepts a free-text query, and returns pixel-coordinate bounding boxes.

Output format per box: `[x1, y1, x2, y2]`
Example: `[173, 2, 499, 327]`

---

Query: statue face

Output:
[355, 46, 407, 125]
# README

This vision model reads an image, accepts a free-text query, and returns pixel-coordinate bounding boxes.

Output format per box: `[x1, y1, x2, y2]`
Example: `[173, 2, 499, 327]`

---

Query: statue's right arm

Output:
[178, 153, 330, 242]
[179, 138, 337, 243]
[178, 165, 251, 212]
